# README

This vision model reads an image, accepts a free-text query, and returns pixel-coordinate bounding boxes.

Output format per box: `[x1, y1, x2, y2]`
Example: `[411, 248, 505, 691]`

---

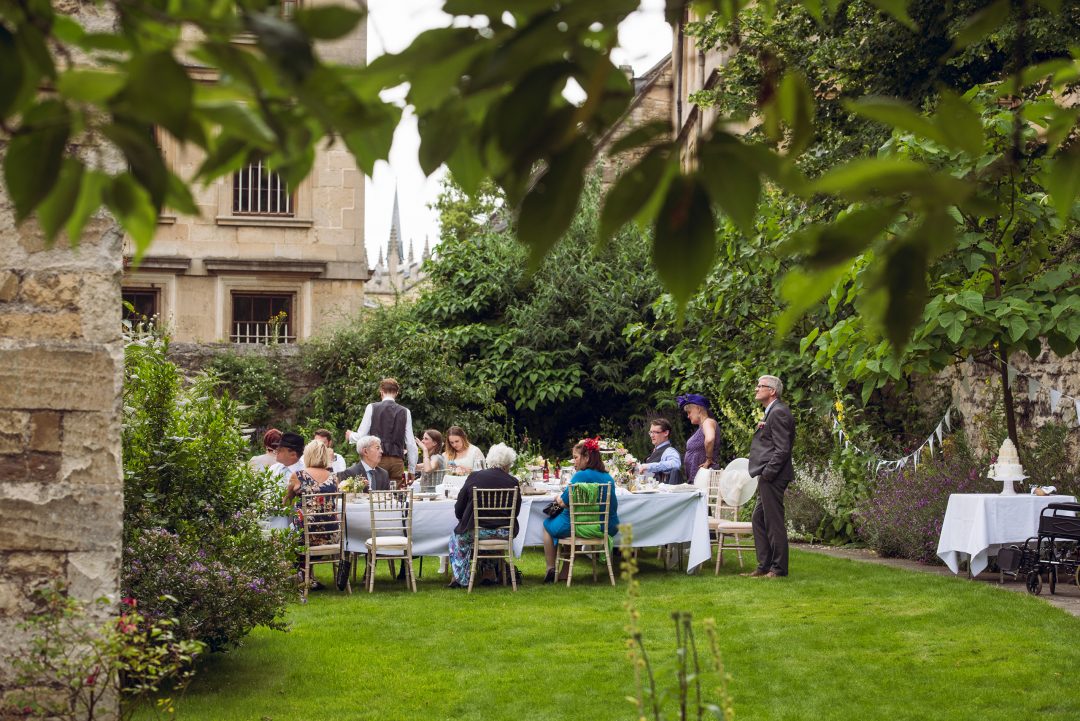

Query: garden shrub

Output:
[303, 302, 508, 447]
[855, 437, 983, 563]
[206, 351, 291, 430]
[122, 330, 294, 651]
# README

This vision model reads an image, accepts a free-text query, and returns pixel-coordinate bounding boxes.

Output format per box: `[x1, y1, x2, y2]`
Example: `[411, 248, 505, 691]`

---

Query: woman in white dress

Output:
[444, 425, 485, 476]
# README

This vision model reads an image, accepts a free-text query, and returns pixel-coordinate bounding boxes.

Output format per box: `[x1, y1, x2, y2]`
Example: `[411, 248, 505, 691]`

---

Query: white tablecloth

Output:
[344, 489, 712, 574]
[936, 493, 1076, 576]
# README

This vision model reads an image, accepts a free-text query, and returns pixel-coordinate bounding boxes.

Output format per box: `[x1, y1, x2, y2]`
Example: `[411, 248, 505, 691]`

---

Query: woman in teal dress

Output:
[542, 437, 620, 583]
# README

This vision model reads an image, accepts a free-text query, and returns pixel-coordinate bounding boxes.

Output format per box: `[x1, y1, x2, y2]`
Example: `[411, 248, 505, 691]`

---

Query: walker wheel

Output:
[1049, 567, 1057, 595]
[1026, 571, 1042, 595]
[1074, 565, 1079, 590]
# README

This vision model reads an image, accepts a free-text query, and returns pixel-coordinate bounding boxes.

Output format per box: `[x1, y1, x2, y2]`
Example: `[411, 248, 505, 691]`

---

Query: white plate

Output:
[633, 489, 659, 494]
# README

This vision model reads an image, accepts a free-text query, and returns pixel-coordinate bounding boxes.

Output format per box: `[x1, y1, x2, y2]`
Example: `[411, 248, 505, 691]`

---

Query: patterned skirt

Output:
[448, 528, 510, 586]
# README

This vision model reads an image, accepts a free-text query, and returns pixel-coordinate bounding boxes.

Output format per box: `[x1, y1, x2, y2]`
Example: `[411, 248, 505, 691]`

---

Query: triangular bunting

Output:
[1074, 399, 1080, 426]
[936, 422, 943, 444]
[1050, 388, 1062, 412]
[1007, 365, 1017, 386]
[928, 434, 934, 456]
[944, 408, 953, 432]
[1028, 377, 1040, 402]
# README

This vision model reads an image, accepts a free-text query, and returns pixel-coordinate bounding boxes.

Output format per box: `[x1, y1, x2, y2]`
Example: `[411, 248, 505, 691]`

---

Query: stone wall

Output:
[167, 342, 321, 428]
[942, 344, 1080, 460]
[0, 201, 124, 708]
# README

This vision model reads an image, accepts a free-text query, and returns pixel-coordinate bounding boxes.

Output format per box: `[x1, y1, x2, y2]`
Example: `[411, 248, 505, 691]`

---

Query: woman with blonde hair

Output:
[285, 439, 339, 592]
[444, 425, 486, 476]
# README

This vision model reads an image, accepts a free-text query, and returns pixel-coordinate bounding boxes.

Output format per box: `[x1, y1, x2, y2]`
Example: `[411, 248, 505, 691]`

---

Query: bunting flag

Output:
[1028, 377, 1040, 402]
[1008, 365, 1017, 386]
[988, 352, 1080, 430]
[1075, 399, 1080, 427]
[1050, 388, 1062, 412]
[832, 405, 959, 474]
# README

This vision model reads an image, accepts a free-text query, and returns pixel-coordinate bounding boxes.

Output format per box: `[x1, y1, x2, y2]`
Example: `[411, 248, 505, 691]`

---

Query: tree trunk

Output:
[998, 348, 1019, 448]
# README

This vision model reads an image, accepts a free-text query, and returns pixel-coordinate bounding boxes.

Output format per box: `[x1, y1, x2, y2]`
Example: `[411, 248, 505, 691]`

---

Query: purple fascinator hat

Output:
[676, 393, 709, 410]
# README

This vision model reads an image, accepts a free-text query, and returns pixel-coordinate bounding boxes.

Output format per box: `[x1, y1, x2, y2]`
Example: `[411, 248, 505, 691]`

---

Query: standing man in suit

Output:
[746, 375, 795, 578]
[335, 435, 390, 491]
[345, 378, 417, 487]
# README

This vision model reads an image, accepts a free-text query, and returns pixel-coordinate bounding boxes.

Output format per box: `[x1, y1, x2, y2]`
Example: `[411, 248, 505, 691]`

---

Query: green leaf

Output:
[65, 170, 107, 244]
[446, 143, 486, 196]
[418, 101, 465, 175]
[36, 159, 83, 243]
[607, 121, 672, 156]
[518, 136, 593, 269]
[1007, 314, 1028, 343]
[165, 171, 199, 217]
[951, 0, 1010, 52]
[3, 99, 71, 222]
[56, 69, 124, 103]
[1044, 148, 1080, 223]
[652, 175, 716, 314]
[294, 4, 364, 40]
[104, 175, 158, 259]
[111, 51, 193, 139]
[786, 204, 899, 269]
[954, 290, 985, 315]
[810, 158, 928, 197]
[935, 91, 985, 157]
[866, 0, 917, 30]
[599, 145, 672, 245]
[777, 71, 815, 157]
[1047, 332, 1074, 358]
[846, 96, 944, 145]
[799, 327, 821, 354]
[777, 265, 849, 336]
[699, 139, 762, 237]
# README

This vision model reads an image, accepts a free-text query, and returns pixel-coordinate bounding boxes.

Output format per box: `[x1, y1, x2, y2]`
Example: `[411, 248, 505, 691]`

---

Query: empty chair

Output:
[365, 489, 416, 592]
[298, 491, 349, 600]
[710, 462, 758, 572]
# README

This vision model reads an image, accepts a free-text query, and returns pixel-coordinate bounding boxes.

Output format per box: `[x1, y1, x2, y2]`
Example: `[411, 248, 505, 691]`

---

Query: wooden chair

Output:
[365, 489, 417, 592]
[710, 480, 755, 573]
[556, 483, 616, 587]
[299, 491, 349, 601]
[467, 487, 519, 593]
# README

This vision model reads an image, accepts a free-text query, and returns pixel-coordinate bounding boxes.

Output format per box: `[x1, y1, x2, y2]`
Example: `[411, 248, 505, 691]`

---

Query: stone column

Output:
[0, 196, 125, 707]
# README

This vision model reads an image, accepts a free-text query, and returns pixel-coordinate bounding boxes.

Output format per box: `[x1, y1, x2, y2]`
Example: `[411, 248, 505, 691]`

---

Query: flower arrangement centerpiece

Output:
[337, 474, 369, 495]
[597, 437, 638, 486]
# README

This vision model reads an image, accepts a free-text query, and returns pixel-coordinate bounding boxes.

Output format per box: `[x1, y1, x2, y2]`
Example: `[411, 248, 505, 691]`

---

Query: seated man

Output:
[268, 432, 306, 495]
[314, 428, 346, 472]
[638, 418, 683, 485]
[334, 435, 390, 491]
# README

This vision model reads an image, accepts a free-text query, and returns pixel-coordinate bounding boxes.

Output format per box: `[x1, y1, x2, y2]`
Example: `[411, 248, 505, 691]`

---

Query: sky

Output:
[363, 0, 674, 266]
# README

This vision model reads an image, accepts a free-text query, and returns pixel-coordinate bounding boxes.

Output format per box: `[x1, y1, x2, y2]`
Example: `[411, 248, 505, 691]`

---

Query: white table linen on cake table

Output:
[936, 493, 1076, 576]
[344, 489, 712, 573]
[513, 489, 712, 574]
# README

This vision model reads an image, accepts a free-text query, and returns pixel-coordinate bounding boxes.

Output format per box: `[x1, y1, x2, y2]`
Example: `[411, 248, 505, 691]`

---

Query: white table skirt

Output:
[936, 493, 1076, 576]
[343, 489, 712, 574]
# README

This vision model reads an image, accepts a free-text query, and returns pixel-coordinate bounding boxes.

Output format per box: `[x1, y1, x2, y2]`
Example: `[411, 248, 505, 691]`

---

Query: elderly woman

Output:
[541, 438, 620, 584]
[446, 443, 521, 589]
[445, 425, 486, 476]
[678, 393, 720, 481]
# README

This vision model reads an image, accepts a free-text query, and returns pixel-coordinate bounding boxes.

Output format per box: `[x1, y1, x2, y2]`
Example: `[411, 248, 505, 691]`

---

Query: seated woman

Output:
[446, 443, 521, 589]
[445, 425, 486, 476]
[284, 440, 339, 591]
[414, 428, 447, 486]
[248, 428, 281, 471]
[541, 437, 620, 584]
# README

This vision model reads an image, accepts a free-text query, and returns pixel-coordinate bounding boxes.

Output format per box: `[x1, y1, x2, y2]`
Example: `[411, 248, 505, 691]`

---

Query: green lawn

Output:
[159, 550, 1080, 721]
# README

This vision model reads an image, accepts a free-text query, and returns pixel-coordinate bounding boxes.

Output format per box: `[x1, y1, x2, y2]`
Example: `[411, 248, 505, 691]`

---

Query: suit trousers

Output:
[379, 455, 405, 486]
[751, 477, 791, 575]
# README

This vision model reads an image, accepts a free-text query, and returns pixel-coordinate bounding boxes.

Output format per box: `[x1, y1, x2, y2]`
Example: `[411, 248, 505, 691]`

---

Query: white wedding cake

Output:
[989, 438, 1026, 480]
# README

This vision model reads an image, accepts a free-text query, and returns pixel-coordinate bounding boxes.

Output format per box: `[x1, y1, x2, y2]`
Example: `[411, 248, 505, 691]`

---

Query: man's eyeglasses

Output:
[756, 384, 774, 389]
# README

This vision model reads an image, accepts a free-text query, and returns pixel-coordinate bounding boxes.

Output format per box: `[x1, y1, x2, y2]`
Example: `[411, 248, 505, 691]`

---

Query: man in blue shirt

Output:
[638, 419, 683, 485]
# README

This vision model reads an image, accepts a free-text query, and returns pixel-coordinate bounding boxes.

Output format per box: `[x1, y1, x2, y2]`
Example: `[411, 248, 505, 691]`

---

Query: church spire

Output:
[408, 238, 415, 264]
[387, 186, 404, 272]
[423, 234, 431, 259]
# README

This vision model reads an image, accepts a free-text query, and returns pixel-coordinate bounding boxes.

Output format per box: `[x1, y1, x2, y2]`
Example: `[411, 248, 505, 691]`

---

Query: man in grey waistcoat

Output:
[345, 377, 417, 487]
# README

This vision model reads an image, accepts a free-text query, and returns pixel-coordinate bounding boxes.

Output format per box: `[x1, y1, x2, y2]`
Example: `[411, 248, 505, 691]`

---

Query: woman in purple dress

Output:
[678, 393, 720, 481]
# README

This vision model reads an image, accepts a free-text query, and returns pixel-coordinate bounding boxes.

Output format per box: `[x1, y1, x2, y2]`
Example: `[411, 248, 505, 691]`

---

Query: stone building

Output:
[592, 57, 674, 185]
[363, 189, 430, 306]
[121, 15, 369, 344]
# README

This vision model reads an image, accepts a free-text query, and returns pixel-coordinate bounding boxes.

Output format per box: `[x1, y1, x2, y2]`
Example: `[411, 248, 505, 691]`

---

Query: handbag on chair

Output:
[542, 501, 563, 519]
[334, 555, 352, 591]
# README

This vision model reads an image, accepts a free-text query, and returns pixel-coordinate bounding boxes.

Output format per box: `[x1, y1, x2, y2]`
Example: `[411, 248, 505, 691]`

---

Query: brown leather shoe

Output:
[740, 569, 768, 577]
[764, 571, 787, 578]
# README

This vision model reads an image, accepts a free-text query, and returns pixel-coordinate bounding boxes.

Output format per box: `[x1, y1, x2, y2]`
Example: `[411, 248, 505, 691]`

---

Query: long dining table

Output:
[342, 488, 712, 574]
